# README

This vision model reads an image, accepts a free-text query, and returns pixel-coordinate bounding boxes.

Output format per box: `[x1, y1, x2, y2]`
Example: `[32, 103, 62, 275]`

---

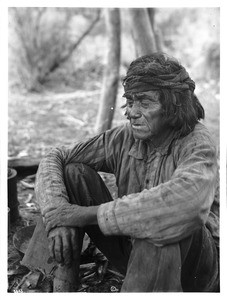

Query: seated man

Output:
[22, 52, 219, 292]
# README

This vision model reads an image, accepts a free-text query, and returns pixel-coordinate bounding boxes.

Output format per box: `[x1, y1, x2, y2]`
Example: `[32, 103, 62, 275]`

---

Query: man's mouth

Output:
[131, 123, 146, 129]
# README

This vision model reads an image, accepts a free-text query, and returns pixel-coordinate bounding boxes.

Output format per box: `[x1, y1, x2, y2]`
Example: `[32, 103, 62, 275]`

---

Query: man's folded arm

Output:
[35, 133, 107, 214]
[35, 125, 127, 215]
[97, 136, 218, 246]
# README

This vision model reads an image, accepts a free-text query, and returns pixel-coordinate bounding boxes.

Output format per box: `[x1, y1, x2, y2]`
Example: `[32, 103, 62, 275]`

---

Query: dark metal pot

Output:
[8, 168, 19, 222]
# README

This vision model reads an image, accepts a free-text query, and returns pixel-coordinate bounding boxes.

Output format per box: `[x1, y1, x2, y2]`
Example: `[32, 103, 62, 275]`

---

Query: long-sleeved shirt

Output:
[35, 122, 219, 246]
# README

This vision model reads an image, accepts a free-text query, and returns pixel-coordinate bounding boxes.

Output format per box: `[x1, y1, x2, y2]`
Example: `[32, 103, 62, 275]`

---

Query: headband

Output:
[123, 67, 195, 94]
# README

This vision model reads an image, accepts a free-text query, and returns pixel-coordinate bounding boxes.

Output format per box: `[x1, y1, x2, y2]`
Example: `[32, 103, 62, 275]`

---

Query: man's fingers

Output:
[48, 237, 55, 260]
[45, 221, 53, 233]
[71, 229, 83, 262]
[62, 232, 73, 266]
[54, 235, 63, 264]
[70, 229, 78, 261]
[45, 218, 60, 233]
[44, 209, 58, 220]
[42, 206, 58, 217]
[47, 228, 81, 266]
[44, 212, 56, 229]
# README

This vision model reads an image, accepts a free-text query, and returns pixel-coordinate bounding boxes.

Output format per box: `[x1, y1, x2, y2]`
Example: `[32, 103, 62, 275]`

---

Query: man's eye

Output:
[141, 100, 150, 108]
[127, 100, 133, 107]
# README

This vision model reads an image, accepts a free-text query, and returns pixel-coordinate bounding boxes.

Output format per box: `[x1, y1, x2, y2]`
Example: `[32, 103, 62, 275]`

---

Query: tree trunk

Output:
[147, 8, 163, 52]
[128, 8, 157, 56]
[95, 8, 121, 133]
[147, 8, 155, 29]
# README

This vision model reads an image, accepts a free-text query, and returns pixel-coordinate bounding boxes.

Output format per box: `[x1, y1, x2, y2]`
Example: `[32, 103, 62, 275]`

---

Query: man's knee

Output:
[63, 163, 112, 206]
[181, 226, 219, 291]
[64, 163, 97, 182]
[64, 162, 86, 177]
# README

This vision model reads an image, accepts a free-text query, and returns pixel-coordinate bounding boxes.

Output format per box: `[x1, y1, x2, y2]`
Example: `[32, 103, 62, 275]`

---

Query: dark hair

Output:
[122, 53, 205, 137]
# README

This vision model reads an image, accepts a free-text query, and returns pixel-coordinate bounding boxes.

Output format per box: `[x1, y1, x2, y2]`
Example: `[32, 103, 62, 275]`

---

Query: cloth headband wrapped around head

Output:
[122, 56, 196, 95]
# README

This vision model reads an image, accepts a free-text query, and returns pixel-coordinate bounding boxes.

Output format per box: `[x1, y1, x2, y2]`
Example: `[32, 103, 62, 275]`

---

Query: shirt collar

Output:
[128, 128, 178, 159]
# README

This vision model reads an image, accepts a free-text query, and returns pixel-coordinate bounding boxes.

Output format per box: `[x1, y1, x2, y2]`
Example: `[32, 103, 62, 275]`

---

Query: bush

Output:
[8, 8, 101, 92]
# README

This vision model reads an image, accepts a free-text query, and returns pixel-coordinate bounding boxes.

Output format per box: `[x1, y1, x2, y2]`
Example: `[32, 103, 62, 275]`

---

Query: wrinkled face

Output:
[125, 90, 165, 140]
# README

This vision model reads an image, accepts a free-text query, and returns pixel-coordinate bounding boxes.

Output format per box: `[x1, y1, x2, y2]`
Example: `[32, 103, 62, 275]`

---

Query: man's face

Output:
[125, 90, 165, 140]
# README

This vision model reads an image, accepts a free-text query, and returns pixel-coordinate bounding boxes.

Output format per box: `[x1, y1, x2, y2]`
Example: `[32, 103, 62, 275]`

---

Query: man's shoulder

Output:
[179, 122, 216, 149]
[105, 122, 133, 141]
[103, 123, 134, 157]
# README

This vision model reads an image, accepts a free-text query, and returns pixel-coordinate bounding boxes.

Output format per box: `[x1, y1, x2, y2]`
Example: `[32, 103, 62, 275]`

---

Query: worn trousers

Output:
[23, 163, 219, 292]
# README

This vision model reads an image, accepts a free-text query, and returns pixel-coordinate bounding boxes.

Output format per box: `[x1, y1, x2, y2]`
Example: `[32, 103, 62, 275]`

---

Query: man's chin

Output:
[132, 130, 152, 141]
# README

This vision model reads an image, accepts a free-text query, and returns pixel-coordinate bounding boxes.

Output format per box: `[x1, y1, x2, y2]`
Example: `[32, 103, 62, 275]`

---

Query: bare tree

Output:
[95, 8, 121, 133]
[40, 9, 101, 80]
[9, 8, 101, 92]
[9, 8, 47, 91]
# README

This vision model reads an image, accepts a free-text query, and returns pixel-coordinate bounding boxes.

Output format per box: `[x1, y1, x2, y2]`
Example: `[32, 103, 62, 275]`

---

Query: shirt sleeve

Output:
[35, 127, 120, 214]
[97, 132, 218, 246]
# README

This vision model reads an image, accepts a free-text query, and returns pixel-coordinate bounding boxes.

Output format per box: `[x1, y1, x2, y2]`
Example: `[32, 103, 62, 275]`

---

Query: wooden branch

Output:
[63, 10, 101, 62]
[20, 181, 35, 189]
[147, 8, 156, 30]
[95, 8, 121, 133]
[128, 8, 157, 56]
[33, 8, 46, 49]
[79, 262, 96, 270]
[12, 9, 34, 67]
[147, 8, 163, 52]
[107, 268, 124, 278]
[46, 9, 101, 76]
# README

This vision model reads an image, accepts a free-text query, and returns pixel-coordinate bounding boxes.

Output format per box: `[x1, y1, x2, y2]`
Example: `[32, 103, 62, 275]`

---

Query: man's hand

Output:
[47, 226, 79, 266]
[43, 203, 98, 233]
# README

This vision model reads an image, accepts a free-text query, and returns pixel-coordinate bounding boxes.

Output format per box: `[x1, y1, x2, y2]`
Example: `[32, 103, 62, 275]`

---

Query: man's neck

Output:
[145, 126, 175, 152]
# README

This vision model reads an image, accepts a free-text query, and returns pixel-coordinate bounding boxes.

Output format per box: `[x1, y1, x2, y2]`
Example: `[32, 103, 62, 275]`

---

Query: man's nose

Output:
[129, 105, 142, 119]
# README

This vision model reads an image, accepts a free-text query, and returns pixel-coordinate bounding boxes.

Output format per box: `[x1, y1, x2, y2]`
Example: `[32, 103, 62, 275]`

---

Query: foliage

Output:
[156, 8, 220, 80]
[8, 7, 220, 92]
[8, 7, 101, 92]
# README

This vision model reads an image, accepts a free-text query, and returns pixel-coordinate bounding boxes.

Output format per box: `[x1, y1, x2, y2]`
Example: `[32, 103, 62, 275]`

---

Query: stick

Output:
[20, 180, 35, 189]
[79, 262, 96, 270]
[15, 271, 33, 290]
[107, 268, 124, 279]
